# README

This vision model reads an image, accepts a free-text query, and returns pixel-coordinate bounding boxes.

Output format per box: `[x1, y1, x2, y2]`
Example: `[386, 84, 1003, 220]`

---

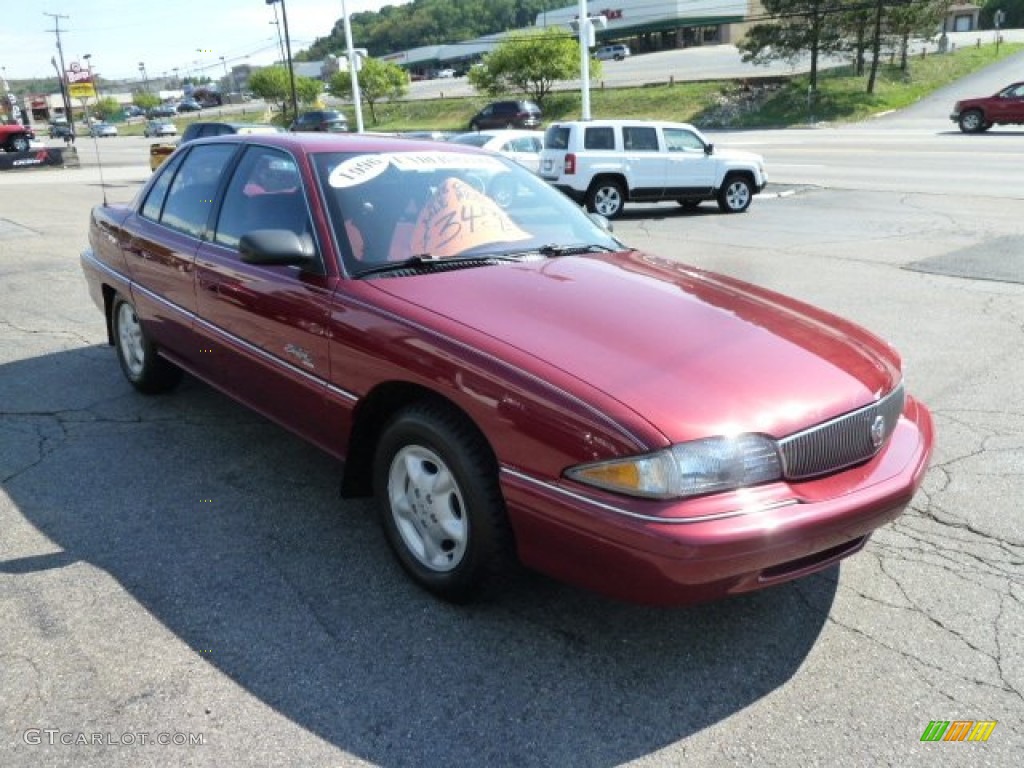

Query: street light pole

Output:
[578, 0, 591, 120]
[341, 0, 364, 133]
[138, 61, 149, 92]
[83, 53, 99, 98]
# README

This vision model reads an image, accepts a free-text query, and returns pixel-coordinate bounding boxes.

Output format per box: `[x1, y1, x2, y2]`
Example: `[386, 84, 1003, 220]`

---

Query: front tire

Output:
[958, 109, 985, 133]
[716, 175, 753, 213]
[8, 135, 30, 152]
[374, 401, 512, 602]
[112, 295, 182, 394]
[586, 179, 626, 219]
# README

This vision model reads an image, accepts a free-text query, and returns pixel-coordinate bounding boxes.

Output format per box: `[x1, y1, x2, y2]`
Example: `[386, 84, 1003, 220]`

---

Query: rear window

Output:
[544, 126, 570, 150]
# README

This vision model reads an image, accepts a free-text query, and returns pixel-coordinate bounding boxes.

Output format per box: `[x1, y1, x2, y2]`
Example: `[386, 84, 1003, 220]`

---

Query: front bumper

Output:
[501, 397, 934, 605]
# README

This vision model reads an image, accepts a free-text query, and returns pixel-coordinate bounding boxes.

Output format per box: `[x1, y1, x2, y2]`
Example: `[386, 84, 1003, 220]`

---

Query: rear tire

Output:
[586, 179, 626, 219]
[8, 135, 30, 153]
[112, 295, 182, 394]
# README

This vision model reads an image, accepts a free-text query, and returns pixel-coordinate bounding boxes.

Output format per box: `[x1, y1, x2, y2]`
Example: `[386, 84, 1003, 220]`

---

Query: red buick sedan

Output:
[80, 133, 934, 605]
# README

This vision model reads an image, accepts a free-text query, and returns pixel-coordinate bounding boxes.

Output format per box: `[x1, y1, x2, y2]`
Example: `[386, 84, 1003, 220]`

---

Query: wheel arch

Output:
[341, 381, 498, 498]
[719, 169, 757, 192]
[587, 172, 629, 199]
[101, 284, 118, 346]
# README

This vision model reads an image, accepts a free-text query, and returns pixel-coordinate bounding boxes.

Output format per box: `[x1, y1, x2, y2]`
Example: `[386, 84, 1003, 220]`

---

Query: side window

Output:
[623, 126, 659, 151]
[213, 146, 309, 251]
[663, 128, 705, 153]
[140, 151, 186, 221]
[583, 126, 615, 150]
[510, 137, 538, 153]
[160, 143, 236, 238]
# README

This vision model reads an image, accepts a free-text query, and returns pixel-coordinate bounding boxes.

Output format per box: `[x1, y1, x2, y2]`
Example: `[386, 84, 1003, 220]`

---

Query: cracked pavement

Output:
[2, 137, 1022, 767]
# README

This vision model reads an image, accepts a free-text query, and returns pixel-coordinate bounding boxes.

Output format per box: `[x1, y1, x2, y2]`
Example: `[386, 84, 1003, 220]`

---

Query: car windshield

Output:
[449, 134, 492, 147]
[312, 149, 622, 276]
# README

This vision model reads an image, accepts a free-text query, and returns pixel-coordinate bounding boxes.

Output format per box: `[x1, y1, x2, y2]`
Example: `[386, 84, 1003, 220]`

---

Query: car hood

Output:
[713, 146, 764, 165]
[368, 252, 900, 443]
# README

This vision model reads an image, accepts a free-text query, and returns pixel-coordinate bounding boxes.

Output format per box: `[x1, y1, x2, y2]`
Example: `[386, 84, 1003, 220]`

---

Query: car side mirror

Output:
[239, 230, 319, 270]
[704, 143, 714, 155]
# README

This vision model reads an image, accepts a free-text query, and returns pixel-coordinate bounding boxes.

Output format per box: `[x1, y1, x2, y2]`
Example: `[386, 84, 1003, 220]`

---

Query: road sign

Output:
[69, 82, 96, 99]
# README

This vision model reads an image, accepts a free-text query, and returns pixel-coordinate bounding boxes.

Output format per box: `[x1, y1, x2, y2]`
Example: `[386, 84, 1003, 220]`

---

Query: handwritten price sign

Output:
[410, 177, 529, 258]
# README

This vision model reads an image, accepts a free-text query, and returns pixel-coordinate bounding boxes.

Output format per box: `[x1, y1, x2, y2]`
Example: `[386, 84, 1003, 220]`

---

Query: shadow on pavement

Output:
[1, 346, 837, 766]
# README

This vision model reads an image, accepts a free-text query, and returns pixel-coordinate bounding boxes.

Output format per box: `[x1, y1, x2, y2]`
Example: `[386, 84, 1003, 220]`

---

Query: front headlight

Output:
[565, 434, 782, 500]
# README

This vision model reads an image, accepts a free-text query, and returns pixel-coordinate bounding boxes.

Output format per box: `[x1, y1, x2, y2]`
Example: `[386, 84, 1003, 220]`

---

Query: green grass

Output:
[364, 42, 1023, 132]
[114, 42, 1022, 136]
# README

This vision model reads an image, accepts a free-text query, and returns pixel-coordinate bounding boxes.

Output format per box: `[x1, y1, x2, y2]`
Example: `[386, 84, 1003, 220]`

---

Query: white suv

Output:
[595, 44, 630, 61]
[539, 119, 767, 218]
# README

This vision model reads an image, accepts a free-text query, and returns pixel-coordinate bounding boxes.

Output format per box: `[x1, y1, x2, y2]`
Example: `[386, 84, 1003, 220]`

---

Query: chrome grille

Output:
[778, 383, 905, 480]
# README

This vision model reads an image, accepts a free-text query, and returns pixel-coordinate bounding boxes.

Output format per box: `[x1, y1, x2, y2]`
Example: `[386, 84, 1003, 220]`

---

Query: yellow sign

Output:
[68, 82, 96, 99]
[410, 177, 529, 258]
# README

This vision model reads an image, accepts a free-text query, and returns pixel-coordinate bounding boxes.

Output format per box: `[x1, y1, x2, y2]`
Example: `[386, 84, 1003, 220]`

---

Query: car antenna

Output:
[82, 105, 110, 206]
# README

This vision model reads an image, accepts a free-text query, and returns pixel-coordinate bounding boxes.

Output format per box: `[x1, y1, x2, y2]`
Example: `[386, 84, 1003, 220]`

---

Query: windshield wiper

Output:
[530, 243, 623, 258]
[352, 252, 523, 279]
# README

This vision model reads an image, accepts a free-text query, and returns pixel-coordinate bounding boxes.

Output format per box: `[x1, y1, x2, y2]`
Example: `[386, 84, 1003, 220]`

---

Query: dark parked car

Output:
[176, 99, 203, 113]
[950, 81, 1024, 133]
[80, 133, 933, 605]
[148, 121, 282, 171]
[289, 109, 348, 132]
[468, 100, 542, 131]
[48, 123, 75, 140]
[148, 105, 177, 119]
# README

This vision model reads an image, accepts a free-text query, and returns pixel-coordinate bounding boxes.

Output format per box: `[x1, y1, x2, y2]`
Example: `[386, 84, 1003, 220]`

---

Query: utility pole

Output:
[44, 11, 75, 130]
[267, 0, 298, 121]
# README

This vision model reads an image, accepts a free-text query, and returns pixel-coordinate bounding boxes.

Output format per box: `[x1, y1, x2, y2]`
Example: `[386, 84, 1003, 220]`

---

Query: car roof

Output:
[189, 132, 496, 158]
[548, 119, 699, 130]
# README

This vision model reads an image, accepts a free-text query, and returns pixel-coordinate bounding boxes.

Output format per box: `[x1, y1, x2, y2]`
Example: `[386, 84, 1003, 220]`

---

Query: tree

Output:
[329, 57, 408, 124]
[467, 27, 596, 108]
[738, 0, 845, 94]
[980, 0, 1024, 29]
[885, 1, 947, 72]
[296, 76, 325, 106]
[133, 92, 160, 111]
[93, 97, 122, 120]
[249, 66, 323, 116]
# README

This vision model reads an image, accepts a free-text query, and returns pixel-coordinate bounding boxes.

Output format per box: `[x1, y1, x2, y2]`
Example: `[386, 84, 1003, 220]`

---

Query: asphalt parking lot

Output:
[2, 101, 1022, 766]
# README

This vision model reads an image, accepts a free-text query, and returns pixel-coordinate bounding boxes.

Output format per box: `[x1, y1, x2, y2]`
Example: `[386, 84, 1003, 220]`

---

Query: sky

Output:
[2, 0, 412, 83]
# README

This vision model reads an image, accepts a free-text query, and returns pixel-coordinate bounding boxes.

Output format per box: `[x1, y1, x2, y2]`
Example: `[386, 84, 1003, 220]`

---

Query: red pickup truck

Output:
[1, 121, 35, 152]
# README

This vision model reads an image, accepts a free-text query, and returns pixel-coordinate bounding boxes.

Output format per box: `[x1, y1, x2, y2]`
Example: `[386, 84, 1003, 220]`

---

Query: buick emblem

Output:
[870, 414, 886, 449]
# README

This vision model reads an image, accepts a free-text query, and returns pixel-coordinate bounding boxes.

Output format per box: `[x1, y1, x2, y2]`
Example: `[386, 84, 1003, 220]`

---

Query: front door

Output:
[192, 145, 338, 453]
[662, 126, 716, 197]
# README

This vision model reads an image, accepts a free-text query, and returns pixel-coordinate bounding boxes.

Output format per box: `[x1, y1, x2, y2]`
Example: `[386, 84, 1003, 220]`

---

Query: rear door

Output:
[123, 143, 236, 363]
[620, 124, 664, 200]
